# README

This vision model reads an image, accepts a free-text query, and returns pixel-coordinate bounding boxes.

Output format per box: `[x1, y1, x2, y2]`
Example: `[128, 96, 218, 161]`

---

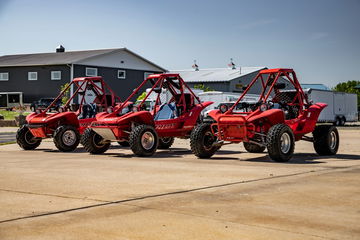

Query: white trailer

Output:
[305, 88, 358, 125]
[0, 92, 23, 109]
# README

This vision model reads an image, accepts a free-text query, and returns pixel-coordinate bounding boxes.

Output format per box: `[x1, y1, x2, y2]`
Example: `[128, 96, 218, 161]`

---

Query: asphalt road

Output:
[0, 127, 17, 144]
[0, 129, 359, 240]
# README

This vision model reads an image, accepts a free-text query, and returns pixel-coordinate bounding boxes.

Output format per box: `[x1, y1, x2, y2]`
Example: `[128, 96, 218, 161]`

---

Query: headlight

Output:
[107, 106, 113, 113]
[260, 104, 268, 112]
[219, 104, 229, 113]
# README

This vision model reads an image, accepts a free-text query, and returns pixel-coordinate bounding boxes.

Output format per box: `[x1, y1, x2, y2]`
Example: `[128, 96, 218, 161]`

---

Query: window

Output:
[51, 71, 61, 80]
[0, 72, 9, 81]
[28, 72, 38, 81]
[118, 70, 126, 79]
[86, 67, 98, 77]
[144, 72, 153, 80]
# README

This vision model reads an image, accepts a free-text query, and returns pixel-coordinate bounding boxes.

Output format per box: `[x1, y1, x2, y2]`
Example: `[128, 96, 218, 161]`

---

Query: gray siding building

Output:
[171, 67, 267, 94]
[0, 47, 165, 102]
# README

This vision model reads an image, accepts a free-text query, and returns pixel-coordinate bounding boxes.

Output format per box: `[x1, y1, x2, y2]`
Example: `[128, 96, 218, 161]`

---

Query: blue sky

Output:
[0, 0, 359, 87]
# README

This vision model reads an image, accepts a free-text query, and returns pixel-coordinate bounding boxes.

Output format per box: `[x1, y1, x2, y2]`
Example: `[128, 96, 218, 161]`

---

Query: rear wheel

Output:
[53, 125, 80, 152]
[158, 137, 174, 149]
[81, 128, 110, 154]
[313, 125, 339, 155]
[190, 123, 219, 158]
[243, 142, 266, 153]
[129, 125, 158, 157]
[266, 124, 295, 162]
[16, 126, 42, 150]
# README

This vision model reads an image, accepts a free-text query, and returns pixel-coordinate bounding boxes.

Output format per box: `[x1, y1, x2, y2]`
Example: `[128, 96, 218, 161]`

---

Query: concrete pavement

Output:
[0, 129, 359, 239]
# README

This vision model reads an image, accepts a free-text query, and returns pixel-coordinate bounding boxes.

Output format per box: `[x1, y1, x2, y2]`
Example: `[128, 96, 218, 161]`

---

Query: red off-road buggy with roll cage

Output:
[190, 68, 339, 162]
[16, 77, 122, 152]
[81, 73, 213, 156]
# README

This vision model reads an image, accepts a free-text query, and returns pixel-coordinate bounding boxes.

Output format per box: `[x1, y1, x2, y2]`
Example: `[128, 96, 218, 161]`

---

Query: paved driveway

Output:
[0, 129, 359, 239]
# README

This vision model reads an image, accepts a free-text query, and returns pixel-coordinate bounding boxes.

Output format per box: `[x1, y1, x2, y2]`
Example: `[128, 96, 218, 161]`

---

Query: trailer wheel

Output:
[333, 117, 341, 126]
[16, 126, 42, 150]
[190, 123, 219, 158]
[243, 142, 266, 153]
[313, 125, 339, 155]
[53, 125, 80, 152]
[158, 137, 174, 149]
[129, 125, 158, 157]
[81, 128, 110, 154]
[118, 141, 130, 147]
[266, 124, 295, 162]
[340, 117, 346, 126]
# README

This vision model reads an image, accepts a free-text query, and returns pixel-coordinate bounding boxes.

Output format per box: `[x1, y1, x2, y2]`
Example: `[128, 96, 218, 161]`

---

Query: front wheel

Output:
[16, 126, 42, 150]
[158, 137, 174, 149]
[53, 125, 80, 152]
[313, 125, 339, 155]
[129, 125, 158, 157]
[190, 123, 219, 158]
[81, 128, 110, 154]
[266, 124, 295, 162]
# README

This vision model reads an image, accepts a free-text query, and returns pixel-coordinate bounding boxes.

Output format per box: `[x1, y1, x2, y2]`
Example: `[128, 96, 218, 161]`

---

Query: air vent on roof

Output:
[56, 45, 65, 53]
[228, 58, 236, 70]
[192, 60, 199, 71]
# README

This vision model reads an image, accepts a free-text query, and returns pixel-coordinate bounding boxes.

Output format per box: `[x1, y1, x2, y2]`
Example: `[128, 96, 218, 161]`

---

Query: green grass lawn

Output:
[0, 110, 30, 120]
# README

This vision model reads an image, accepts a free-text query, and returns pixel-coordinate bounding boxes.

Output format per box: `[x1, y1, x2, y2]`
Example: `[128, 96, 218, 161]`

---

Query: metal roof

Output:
[300, 84, 330, 90]
[0, 48, 166, 71]
[170, 67, 266, 83]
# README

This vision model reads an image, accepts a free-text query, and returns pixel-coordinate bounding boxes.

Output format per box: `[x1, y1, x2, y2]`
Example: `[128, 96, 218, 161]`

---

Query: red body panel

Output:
[89, 73, 213, 141]
[207, 69, 327, 143]
[25, 76, 120, 139]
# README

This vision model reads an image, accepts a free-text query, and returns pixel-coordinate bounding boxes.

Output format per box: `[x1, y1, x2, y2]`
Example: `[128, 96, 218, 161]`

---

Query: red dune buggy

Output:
[190, 68, 339, 162]
[81, 73, 212, 156]
[16, 77, 121, 152]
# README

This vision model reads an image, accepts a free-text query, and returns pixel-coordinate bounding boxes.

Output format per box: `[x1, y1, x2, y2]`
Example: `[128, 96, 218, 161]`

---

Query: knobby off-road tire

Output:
[190, 123, 219, 158]
[16, 125, 42, 150]
[243, 142, 266, 153]
[81, 128, 110, 154]
[158, 137, 175, 149]
[266, 124, 295, 162]
[53, 125, 80, 152]
[118, 141, 130, 147]
[129, 125, 158, 157]
[313, 125, 339, 155]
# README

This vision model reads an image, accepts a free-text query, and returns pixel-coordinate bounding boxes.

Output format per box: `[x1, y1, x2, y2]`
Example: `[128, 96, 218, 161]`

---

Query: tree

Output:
[194, 84, 214, 92]
[137, 92, 147, 101]
[60, 83, 70, 105]
[332, 80, 360, 108]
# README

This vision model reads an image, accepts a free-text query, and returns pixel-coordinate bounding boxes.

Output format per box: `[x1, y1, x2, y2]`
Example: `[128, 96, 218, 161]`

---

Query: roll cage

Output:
[226, 68, 310, 116]
[115, 73, 202, 116]
[42, 77, 121, 115]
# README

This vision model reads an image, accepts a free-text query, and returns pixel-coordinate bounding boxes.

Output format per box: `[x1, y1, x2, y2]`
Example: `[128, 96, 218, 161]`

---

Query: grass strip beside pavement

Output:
[0, 141, 16, 146]
[0, 110, 30, 120]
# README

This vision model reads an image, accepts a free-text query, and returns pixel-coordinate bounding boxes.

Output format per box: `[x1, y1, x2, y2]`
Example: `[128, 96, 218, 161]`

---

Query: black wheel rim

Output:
[203, 131, 215, 150]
